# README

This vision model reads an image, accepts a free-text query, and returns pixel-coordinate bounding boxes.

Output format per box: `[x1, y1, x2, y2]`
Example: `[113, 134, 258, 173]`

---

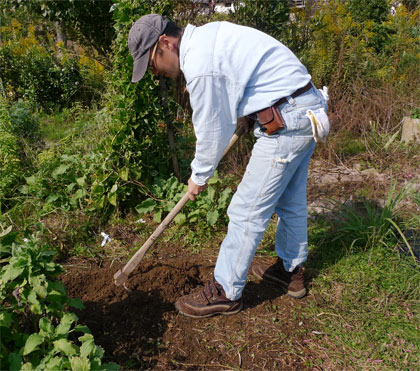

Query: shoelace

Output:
[200, 279, 221, 304]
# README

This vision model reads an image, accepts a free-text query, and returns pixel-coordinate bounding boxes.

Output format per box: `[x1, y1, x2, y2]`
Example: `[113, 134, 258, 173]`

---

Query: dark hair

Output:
[163, 21, 183, 38]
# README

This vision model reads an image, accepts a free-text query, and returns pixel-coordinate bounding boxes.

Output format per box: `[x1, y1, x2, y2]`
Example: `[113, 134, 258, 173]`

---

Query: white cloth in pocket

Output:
[318, 86, 329, 102]
[306, 108, 330, 143]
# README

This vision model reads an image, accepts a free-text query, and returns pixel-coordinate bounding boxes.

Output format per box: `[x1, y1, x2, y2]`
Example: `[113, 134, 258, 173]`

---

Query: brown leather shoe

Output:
[251, 258, 306, 298]
[175, 278, 243, 318]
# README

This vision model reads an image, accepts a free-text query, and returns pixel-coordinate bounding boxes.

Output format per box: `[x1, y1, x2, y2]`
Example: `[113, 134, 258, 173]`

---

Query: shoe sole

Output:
[252, 271, 306, 299]
[175, 301, 243, 319]
[287, 288, 306, 299]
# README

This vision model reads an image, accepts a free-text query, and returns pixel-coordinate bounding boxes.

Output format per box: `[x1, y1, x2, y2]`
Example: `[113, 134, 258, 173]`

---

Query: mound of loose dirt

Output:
[61, 246, 316, 370]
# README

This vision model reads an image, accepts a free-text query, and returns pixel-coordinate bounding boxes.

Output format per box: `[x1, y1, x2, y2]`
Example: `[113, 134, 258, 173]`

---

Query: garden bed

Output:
[61, 248, 318, 370]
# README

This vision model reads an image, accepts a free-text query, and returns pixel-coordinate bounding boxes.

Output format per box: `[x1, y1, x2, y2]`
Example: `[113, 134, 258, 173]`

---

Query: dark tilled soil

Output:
[61, 247, 318, 370]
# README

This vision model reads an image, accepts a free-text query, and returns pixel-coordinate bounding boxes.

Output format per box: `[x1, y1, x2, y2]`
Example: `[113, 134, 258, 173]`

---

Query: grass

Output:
[38, 105, 93, 142]
[304, 245, 420, 369]
[37, 104, 107, 151]
[327, 179, 409, 252]
[302, 183, 420, 369]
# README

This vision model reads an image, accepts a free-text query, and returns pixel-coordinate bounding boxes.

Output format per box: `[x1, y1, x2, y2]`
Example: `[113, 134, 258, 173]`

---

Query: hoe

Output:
[114, 125, 245, 287]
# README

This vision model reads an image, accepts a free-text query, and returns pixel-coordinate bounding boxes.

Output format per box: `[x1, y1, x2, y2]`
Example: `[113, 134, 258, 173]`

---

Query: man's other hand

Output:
[187, 177, 207, 201]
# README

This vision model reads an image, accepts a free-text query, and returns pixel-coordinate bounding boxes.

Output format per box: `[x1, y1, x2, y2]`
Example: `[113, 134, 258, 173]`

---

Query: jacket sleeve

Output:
[187, 74, 242, 185]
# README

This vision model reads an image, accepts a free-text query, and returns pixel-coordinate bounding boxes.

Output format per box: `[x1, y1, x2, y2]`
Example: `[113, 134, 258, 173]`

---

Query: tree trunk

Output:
[55, 21, 67, 57]
[159, 77, 181, 181]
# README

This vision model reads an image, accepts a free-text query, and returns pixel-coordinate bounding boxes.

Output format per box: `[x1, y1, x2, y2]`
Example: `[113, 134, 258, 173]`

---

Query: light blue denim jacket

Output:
[179, 21, 311, 186]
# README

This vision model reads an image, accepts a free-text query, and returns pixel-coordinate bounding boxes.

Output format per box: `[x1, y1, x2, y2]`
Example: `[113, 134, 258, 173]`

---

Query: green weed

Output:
[256, 217, 277, 256]
[340, 136, 366, 158]
[329, 179, 408, 252]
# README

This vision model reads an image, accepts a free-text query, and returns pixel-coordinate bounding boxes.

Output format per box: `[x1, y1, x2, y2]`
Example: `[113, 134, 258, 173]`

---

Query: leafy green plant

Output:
[21, 151, 98, 213]
[0, 43, 83, 110]
[135, 172, 233, 226]
[187, 175, 233, 226]
[135, 175, 186, 224]
[0, 228, 118, 370]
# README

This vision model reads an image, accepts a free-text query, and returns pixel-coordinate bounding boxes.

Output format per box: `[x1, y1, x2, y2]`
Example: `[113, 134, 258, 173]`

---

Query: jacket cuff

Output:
[191, 172, 211, 186]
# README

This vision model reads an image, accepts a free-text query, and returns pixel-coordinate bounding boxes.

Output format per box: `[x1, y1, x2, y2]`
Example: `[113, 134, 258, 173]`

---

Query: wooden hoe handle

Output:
[114, 126, 245, 286]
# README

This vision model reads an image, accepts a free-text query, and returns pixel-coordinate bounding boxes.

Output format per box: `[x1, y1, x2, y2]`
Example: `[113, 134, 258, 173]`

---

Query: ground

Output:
[62, 249, 322, 370]
[60, 158, 420, 370]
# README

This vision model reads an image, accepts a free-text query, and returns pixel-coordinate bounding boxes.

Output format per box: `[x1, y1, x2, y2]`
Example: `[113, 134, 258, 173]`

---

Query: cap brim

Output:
[131, 49, 150, 83]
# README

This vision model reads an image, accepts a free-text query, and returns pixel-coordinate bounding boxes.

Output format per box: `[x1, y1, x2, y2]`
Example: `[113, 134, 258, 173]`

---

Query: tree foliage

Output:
[231, 0, 290, 40]
[346, 0, 389, 23]
[1, 0, 115, 57]
[401, 0, 419, 11]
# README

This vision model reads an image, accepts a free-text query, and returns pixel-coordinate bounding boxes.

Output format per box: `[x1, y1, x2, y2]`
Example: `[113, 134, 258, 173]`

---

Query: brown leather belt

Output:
[275, 81, 313, 107]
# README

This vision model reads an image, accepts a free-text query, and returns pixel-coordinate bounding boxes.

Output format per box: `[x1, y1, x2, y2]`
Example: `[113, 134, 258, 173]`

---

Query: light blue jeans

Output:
[214, 85, 328, 301]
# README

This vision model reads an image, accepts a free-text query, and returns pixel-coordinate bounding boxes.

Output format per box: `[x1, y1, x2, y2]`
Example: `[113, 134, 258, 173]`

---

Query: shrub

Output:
[1, 45, 83, 110]
[0, 17, 106, 110]
[8, 100, 40, 140]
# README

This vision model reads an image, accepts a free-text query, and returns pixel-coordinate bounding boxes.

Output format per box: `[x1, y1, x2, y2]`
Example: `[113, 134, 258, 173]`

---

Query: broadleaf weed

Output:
[136, 172, 233, 227]
[0, 227, 118, 370]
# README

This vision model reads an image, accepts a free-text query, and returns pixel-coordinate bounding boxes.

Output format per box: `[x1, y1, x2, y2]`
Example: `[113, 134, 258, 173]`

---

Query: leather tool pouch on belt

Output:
[256, 106, 285, 135]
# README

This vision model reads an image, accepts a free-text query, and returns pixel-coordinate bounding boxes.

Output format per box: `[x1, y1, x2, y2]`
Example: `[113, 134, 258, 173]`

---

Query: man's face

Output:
[148, 34, 180, 79]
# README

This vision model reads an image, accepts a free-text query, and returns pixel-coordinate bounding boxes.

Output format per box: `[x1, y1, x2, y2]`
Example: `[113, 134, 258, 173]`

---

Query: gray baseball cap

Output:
[128, 14, 168, 82]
